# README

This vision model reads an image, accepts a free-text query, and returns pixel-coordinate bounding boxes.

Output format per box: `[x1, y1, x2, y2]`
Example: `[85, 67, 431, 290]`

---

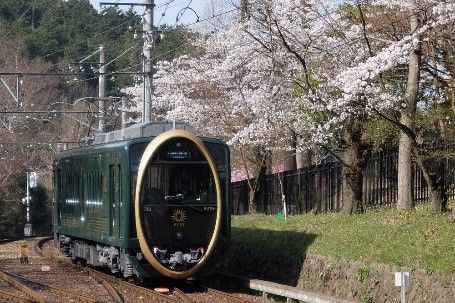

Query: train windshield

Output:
[139, 138, 216, 205]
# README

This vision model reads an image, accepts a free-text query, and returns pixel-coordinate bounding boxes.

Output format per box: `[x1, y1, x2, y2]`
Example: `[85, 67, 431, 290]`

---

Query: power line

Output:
[44, 11, 143, 59]
[157, 0, 177, 26]
[0, 72, 147, 76]
[0, 141, 79, 145]
[174, 0, 199, 26]
[104, 41, 142, 68]
[0, 6, 32, 41]
[0, 111, 97, 114]
[181, 8, 235, 28]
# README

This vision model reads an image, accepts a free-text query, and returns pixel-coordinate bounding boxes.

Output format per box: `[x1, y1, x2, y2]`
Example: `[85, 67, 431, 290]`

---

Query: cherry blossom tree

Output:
[331, 0, 455, 213]
[123, 0, 455, 214]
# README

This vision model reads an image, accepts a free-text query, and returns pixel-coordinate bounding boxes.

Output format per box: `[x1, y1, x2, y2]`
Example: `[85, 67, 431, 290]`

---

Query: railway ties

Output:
[35, 237, 122, 303]
[172, 287, 194, 303]
[36, 237, 183, 303]
[1, 264, 103, 303]
[87, 268, 182, 303]
[34, 237, 259, 303]
[205, 287, 255, 303]
[0, 271, 39, 303]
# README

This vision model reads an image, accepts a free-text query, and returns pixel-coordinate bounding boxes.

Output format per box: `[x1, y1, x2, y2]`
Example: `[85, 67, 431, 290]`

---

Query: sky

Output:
[89, 0, 231, 26]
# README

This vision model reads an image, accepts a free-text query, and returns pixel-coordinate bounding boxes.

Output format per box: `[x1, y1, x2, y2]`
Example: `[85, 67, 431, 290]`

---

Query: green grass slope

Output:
[231, 205, 455, 274]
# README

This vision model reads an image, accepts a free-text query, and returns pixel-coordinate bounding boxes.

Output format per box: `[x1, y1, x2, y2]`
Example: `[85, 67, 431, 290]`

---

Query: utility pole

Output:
[143, 0, 154, 122]
[121, 97, 128, 128]
[26, 172, 30, 223]
[99, 45, 107, 132]
[100, 0, 155, 123]
[22, 172, 32, 237]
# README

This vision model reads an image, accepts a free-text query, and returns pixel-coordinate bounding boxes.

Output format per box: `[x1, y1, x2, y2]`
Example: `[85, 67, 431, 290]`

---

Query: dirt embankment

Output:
[228, 248, 455, 303]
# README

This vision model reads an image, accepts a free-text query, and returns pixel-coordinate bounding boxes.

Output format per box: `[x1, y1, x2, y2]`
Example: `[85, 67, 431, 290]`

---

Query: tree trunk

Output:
[281, 132, 297, 171]
[397, 5, 421, 211]
[397, 135, 414, 210]
[248, 150, 269, 213]
[296, 136, 313, 169]
[414, 156, 446, 213]
[341, 118, 364, 214]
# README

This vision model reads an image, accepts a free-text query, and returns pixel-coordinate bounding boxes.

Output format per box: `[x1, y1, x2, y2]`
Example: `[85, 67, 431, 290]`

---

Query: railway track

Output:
[34, 237, 260, 303]
[0, 270, 46, 303]
[2, 238, 352, 303]
[35, 237, 183, 303]
[1, 270, 98, 303]
[0, 237, 104, 303]
[0, 237, 25, 245]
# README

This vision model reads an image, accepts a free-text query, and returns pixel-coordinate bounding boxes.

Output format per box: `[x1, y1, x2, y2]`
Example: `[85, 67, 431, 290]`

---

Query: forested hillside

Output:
[0, 0, 191, 237]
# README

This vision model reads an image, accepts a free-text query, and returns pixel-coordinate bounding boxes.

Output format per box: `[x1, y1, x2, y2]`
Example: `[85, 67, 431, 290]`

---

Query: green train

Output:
[53, 122, 230, 279]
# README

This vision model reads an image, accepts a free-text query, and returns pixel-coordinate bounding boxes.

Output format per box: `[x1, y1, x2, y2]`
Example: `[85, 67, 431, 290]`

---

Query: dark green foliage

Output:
[0, 175, 26, 238]
[0, 199, 23, 238]
[0, 1, 199, 238]
[0, 0, 194, 94]
[0, 0, 142, 91]
[30, 186, 52, 236]
[153, 25, 197, 62]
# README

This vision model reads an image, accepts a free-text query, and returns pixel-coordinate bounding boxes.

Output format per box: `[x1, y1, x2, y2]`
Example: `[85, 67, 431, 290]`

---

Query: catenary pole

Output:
[99, 45, 107, 132]
[143, 0, 154, 122]
[26, 172, 30, 223]
[99, 1, 157, 122]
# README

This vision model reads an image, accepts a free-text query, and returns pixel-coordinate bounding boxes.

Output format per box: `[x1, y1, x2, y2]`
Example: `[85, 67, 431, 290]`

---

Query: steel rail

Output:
[36, 237, 183, 303]
[0, 289, 33, 303]
[101, 280, 124, 303]
[35, 237, 121, 303]
[0, 237, 25, 245]
[206, 287, 255, 303]
[172, 287, 194, 303]
[87, 268, 182, 303]
[4, 272, 98, 303]
[34, 237, 53, 258]
[0, 271, 47, 303]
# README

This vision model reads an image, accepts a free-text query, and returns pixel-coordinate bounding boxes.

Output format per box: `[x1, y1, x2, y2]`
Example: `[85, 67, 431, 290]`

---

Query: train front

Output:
[134, 129, 223, 279]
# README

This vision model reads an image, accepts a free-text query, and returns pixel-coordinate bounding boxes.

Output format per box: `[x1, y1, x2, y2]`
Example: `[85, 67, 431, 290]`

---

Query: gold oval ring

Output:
[134, 129, 222, 279]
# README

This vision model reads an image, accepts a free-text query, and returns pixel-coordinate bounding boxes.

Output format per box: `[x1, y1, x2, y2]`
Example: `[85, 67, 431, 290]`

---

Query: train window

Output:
[130, 138, 207, 167]
[129, 143, 147, 167]
[205, 142, 227, 171]
[137, 138, 216, 205]
[142, 163, 215, 205]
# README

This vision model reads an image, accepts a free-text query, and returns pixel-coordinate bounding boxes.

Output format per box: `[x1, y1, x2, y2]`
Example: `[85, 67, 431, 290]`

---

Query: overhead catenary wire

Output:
[0, 6, 32, 42]
[0, 141, 79, 145]
[1, 5, 242, 78]
[104, 41, 142, 69]
[57, 1, 443, 88]
[0, 71, 148, 76]
[156, 0, 178, 26]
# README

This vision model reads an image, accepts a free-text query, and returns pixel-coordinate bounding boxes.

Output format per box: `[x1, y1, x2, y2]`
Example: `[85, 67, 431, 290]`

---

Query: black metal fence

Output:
[231, 149, 455, 215]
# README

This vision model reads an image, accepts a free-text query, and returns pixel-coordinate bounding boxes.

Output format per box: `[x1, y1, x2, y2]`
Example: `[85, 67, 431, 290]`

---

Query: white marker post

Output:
[23, 172, 37, 237]
[395, 271, 410, 303]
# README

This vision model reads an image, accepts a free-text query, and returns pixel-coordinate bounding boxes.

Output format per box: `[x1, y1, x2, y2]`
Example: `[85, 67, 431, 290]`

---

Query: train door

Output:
[118, 165, 122, 239]
[54, 168, 62, 227]
[109, 164, 121, 239]
[80, 169, 85, 228]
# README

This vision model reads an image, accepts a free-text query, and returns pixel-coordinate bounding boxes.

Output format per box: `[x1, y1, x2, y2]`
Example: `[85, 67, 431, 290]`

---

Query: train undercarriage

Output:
[58, 235, 136, 278]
